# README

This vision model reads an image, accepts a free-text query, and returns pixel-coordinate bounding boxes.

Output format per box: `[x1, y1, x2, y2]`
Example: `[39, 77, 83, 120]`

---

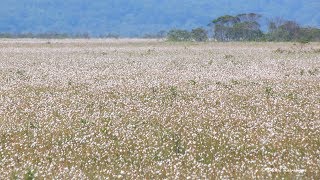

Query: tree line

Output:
[167, 13, 320, 42]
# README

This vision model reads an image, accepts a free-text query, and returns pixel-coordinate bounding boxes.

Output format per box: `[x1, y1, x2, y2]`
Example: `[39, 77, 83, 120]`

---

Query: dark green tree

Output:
[191, 28, 208, 42]
[167, 29, 192, 41]
[266, 19, 303, 41]
[212, 13, 263, 41]
[212, 15, 240, 41]
[299, 27, 320, 41]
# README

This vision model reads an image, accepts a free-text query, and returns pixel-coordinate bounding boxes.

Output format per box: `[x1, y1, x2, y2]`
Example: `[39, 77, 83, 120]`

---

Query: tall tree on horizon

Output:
[211, 13, 263, 41]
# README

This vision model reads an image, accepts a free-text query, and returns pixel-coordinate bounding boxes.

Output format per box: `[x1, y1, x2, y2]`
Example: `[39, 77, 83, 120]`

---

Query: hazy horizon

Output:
[1, 0, 319, 37]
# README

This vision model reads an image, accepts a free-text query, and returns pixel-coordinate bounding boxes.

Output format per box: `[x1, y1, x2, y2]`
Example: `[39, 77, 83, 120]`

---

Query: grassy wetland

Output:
[0, 39, 319, 179]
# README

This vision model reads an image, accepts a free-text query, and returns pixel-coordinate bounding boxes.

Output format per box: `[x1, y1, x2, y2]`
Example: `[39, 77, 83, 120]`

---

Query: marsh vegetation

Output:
[0, 39, 319, 179]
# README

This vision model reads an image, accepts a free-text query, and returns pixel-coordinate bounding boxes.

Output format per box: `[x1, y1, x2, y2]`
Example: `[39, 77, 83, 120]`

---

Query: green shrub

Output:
[167, 29, 192, 41]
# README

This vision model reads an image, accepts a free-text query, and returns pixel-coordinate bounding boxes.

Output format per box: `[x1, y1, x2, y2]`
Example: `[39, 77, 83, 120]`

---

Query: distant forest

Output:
[1, 13, 319, 42]
[166, 13, 320, 42]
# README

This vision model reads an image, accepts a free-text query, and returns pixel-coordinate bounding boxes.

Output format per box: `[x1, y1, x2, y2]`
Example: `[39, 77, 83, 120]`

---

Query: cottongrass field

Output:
[0, 39, 319, 179]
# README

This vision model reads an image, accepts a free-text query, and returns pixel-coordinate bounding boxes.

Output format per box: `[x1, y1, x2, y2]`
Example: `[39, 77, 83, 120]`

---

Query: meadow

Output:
[0, 39, 319, 179]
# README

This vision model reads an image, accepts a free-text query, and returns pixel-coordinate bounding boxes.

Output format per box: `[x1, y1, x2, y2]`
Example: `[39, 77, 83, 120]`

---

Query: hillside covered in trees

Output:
[0, 0, 319, 37]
